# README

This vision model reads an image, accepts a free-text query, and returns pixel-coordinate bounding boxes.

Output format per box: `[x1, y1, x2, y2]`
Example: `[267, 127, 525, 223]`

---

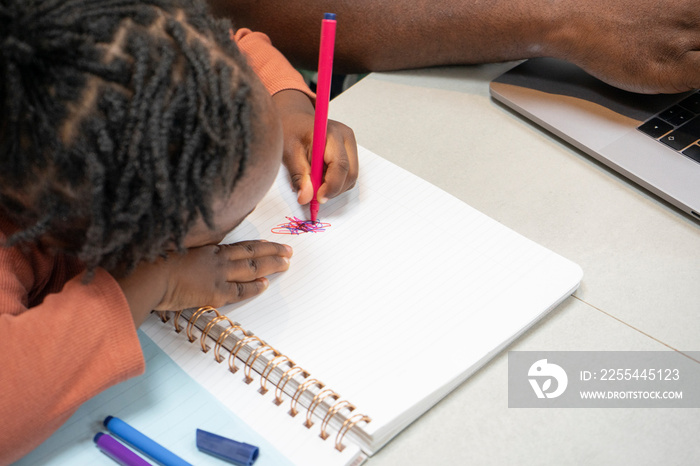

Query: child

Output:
[0, 0, 356, 462]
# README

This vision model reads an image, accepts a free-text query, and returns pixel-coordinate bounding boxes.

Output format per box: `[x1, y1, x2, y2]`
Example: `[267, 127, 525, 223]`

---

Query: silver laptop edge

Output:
[490, 58, 700, 222]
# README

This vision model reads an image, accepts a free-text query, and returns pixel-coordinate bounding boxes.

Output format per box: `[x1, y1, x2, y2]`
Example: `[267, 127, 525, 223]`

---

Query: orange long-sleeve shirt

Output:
[0, 30, 310, 465]
[0, 217, 143, 465]
[234, 28, 313, 98]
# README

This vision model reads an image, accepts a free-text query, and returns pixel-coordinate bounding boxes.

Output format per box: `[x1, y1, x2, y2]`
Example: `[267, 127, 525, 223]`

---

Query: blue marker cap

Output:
[324, 12, 336, 20]
[196, 429, 259, 466]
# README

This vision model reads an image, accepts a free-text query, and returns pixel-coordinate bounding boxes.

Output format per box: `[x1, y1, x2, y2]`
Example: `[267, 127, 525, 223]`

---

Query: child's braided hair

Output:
[0, 0, 258, 274]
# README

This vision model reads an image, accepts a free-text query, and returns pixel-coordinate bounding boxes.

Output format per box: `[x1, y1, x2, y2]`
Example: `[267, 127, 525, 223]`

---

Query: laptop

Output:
[489, 58, 700, 222]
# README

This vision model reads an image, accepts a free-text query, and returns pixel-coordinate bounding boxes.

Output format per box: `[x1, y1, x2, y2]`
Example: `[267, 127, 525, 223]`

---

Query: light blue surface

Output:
[16, 331, 294, 466]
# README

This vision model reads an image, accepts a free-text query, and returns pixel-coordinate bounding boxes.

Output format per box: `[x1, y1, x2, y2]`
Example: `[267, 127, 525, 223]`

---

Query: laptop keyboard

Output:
[637, 92, 700, 164]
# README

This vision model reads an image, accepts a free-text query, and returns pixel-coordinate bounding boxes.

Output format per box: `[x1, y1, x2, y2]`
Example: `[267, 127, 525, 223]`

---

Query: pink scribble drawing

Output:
[271, 216, 331, 235]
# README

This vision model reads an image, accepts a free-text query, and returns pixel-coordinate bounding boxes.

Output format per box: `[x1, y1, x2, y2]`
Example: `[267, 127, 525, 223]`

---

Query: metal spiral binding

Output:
[274, 366, 309, 406]
[335, 413, 372, 452]
[213, 322, 246, 363]
[243, 344, 278, 384]
[305, 388, 340, 428]
[259, 355, 294, 395]
[320, 400, 355, 440]
[186, 306, 218, 342]
[289, 378, 324, 417]
[200, 315, 230, 352]
[228, 335, 262, 374]
[162, 306, 372, 453]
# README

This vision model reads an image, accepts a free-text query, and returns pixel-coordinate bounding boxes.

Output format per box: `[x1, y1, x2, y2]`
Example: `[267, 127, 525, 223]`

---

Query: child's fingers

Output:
[224, 254, 291, 282]
[282, 140, 314, 204]
[217, 241, 292, 282]
[222, 277, 270, 303]
[317, 126, 358, 202]
[220, 241, 293, 260]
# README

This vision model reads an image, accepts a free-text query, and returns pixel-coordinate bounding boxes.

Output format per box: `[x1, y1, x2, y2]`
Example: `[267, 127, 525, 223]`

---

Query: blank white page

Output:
[146, 145, 582, 458]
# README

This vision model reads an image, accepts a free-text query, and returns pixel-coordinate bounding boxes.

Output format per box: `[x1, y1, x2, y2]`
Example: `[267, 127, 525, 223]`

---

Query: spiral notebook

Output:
[142, 145, 583, 466]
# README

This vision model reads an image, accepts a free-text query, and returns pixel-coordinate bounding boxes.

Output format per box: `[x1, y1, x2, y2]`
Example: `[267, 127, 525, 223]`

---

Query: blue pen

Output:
[104, 416, 192, 466]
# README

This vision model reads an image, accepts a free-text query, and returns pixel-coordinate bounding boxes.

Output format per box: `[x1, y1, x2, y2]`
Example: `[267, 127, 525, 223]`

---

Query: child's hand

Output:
[156, 240, 292, 310]
[115, 241, 293, 326]
[272, 89, 358, 206]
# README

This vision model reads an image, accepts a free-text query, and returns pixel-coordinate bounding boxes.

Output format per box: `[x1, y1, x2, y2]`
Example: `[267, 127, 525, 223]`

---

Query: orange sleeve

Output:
[232, 28, 315, 99]
[0, 224, 144, 464]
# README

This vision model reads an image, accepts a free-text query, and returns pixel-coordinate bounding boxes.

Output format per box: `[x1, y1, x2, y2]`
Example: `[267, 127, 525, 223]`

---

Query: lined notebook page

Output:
[145, 145, 581, 458]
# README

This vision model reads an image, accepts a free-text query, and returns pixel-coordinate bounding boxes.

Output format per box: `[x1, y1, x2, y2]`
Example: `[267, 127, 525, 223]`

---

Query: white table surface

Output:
[329, 64, 700, 466]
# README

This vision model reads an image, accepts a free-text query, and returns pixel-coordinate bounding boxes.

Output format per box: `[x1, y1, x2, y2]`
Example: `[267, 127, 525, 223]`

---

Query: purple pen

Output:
[94, 432, 153, 466]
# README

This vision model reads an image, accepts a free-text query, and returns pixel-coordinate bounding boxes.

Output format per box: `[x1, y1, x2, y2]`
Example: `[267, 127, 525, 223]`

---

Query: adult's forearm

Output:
[212, 0, 700, 94]
[208, 0, 560, 73]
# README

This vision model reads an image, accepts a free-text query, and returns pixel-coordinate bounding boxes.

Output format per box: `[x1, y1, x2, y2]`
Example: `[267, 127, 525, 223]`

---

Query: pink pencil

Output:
[309, 13, 337, 222]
